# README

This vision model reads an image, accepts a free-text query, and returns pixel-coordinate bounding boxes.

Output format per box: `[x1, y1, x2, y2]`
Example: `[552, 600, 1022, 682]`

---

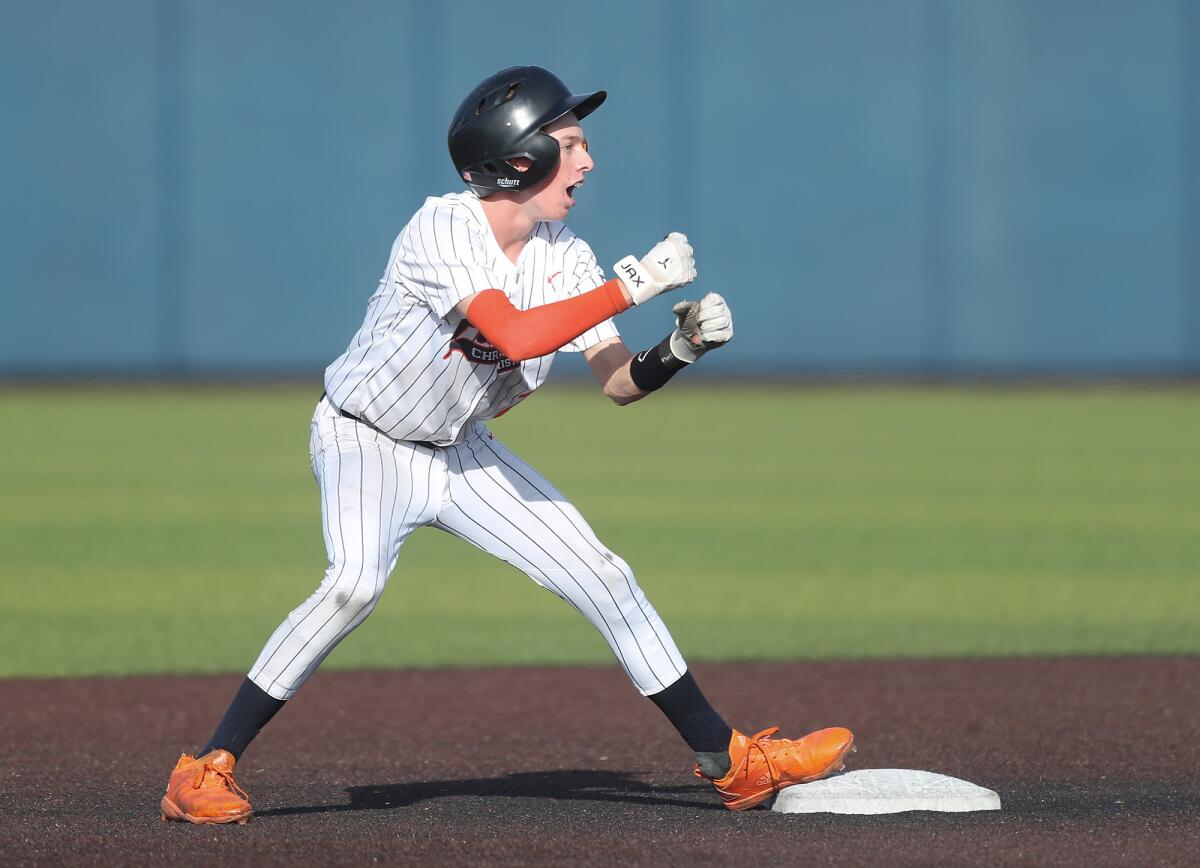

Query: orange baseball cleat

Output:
[697, 726, 856, 811]
[160, 749, 253, 825]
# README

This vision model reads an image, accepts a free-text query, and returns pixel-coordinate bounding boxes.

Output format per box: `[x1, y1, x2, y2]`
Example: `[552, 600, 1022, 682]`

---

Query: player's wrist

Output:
[628, 333, 692, 393]
[668, 328, 703, 364]
[614, 256, 658, 306]
[602, 276, 635, 310]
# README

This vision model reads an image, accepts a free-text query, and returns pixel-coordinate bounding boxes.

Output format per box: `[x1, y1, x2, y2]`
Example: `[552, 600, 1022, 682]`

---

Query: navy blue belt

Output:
[320, 392, 436, 447]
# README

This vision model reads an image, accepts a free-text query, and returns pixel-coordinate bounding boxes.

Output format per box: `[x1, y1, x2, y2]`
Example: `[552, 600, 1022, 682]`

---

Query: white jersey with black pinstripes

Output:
[323, 190, 619, 446]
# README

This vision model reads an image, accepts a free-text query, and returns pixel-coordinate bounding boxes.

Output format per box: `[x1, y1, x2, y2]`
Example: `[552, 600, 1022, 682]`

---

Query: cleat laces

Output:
[744, 727, 785, 787]
[192, 761, 249, 802]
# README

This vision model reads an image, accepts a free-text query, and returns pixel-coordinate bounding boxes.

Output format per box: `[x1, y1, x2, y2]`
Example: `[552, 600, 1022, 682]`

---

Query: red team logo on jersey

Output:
[444, 320, 519, 371]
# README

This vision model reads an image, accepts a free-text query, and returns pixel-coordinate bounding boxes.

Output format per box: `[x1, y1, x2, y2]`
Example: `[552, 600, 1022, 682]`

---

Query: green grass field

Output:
[1, 383, 1197, 679]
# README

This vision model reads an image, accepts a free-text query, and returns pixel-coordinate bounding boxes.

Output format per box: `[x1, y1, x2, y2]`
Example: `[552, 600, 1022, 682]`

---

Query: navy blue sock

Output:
[648, 670, 733, 755]
[198, 678, 286, 761]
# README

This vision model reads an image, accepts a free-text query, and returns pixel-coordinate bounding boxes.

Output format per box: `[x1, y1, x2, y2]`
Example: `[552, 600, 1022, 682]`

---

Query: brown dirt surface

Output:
[2, 657, 1198, 867]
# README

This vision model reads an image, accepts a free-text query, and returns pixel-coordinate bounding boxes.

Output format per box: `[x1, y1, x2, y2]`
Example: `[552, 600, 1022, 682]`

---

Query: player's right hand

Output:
[612, 232, 697, 306]
[669, 292, 733, 363]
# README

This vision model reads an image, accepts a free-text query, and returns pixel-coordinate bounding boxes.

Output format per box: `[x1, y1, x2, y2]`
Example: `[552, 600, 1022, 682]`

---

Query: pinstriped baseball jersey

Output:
[323, 190, 619, 445]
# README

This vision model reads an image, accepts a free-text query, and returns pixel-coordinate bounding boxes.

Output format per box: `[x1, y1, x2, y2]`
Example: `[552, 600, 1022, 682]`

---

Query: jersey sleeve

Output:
[392, 202, 507, 319]
[559, 236, 621, 353]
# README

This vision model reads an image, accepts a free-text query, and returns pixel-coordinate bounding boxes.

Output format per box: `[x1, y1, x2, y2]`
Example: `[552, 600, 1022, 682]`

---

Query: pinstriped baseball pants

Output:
[248, 397, 687, 701]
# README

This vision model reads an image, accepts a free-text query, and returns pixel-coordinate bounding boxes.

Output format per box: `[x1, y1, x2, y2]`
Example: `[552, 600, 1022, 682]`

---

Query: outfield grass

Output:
[1, 383, 1197, 678]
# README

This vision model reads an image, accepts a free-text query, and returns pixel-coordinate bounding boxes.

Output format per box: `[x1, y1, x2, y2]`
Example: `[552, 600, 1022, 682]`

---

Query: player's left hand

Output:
[614, 232, 697, 306]
[669, 292, 733, 363]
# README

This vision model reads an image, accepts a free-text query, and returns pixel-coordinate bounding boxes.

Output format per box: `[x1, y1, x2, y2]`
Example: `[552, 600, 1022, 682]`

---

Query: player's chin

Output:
[563, 184, 582, 212]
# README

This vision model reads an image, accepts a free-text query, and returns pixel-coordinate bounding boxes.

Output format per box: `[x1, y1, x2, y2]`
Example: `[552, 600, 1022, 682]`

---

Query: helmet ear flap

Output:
[518, 131, 561, 185]
[484, 131, 561, 193]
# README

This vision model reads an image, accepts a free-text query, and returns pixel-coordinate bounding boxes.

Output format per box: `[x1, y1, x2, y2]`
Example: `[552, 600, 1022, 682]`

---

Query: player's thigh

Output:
[437, 428, 688, 694]
[437, 428, 624, 587]
[311, 401, 442, 574]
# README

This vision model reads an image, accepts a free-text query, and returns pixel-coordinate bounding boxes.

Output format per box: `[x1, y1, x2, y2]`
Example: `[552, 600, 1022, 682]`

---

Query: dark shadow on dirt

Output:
[255, 769, 722, 819]
[252, 777, 1200, 828]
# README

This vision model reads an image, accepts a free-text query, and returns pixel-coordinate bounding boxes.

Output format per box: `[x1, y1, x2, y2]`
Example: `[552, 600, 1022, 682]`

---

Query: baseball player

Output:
[161, 66, 854, 823]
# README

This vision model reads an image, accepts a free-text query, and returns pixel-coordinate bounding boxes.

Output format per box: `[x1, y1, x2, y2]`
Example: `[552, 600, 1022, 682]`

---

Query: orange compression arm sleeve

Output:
[464, 279, 631, 362]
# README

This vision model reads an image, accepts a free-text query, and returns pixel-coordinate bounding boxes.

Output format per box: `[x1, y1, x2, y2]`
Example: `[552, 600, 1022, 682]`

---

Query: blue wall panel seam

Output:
[1184, 0, 1199, 368]
[664, 0, 699, 239]
[922, 0, 952, 370]
[153, 0, 187, 375]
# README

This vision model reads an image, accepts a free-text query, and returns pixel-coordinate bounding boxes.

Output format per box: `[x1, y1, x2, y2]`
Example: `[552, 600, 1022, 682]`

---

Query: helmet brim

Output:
[542, 90, 607, 128]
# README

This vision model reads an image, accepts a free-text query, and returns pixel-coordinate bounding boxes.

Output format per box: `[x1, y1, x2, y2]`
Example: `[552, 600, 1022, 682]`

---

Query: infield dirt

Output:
[2, 657, 1197, 867]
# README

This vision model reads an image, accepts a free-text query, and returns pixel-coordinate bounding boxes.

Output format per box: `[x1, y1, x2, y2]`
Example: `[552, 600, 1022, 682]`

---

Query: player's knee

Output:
[592, 551, 657, 612]
[589, 549, 634, 589]
[330, 584, 380, 614]
[321, 561, 387, 616]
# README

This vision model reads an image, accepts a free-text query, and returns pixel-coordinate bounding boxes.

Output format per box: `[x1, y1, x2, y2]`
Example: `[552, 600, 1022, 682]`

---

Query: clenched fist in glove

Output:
[613, 232, 697, 306]
[626, 290, 732, 393]
[669, 292, 734, 363]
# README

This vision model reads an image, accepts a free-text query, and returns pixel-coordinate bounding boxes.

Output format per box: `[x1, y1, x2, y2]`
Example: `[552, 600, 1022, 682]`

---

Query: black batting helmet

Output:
[448, 66, 606, 197]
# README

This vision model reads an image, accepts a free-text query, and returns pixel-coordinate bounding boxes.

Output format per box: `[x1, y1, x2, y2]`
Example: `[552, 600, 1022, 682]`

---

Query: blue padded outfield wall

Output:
[2, 0, 1198, 375]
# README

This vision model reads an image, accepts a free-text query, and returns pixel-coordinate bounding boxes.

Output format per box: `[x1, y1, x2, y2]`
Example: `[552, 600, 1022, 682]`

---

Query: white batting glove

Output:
[669, 292, 733, 363]
[613, 232, 697, 306]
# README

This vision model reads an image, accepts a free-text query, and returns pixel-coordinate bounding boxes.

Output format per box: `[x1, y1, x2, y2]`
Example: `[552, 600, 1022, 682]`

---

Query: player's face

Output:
[532, 113, 594, 221]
